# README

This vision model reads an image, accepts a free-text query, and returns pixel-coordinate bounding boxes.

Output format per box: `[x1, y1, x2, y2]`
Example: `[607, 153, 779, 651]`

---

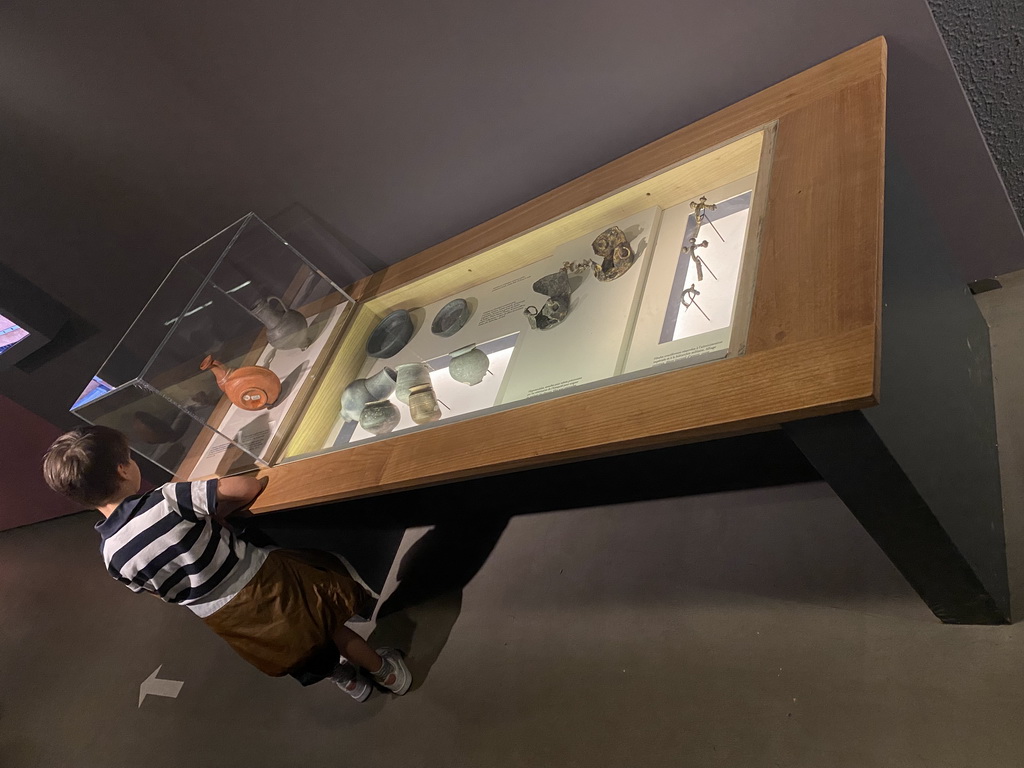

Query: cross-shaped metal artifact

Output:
[690, 195, 724, 242]
[682, 237, 716, 281]
[680, 283, 710, 321]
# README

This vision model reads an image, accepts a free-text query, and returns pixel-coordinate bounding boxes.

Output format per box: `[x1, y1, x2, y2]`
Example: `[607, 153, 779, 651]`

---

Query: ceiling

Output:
[1, 0, 1022, 428]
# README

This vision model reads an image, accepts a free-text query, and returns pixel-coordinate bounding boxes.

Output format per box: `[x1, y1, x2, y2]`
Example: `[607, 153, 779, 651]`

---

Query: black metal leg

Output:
[784, 412, 1007, 624]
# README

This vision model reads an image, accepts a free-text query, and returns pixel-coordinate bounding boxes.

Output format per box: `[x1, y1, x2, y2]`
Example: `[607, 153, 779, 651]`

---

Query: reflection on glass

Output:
[72, 377, 116, 409]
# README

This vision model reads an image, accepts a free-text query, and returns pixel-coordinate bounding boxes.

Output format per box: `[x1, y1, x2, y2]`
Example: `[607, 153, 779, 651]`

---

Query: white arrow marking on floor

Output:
[138, 665, 183, 708]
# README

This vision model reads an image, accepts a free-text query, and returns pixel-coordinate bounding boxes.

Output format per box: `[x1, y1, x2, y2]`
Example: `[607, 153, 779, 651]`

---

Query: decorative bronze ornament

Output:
[682, 237, 716, 281]
[690, 195, 717, 227]
[589, 225, 637, 281]
[524, 264, 577, 330]
[524, 295, 570, 330]
[680, 284, 710, 321]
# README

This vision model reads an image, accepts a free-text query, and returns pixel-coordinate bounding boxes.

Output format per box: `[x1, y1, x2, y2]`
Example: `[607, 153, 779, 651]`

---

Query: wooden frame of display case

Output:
[249, 37, 887, 513]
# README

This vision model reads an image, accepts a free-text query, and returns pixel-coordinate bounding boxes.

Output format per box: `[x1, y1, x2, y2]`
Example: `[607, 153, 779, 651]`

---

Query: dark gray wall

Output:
[929, 0, 1024, 223]
[1, 0, 1022, 425]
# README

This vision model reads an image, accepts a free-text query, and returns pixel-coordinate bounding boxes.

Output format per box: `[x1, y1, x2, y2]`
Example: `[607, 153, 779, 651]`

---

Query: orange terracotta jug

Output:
[199, 355, 282, 411]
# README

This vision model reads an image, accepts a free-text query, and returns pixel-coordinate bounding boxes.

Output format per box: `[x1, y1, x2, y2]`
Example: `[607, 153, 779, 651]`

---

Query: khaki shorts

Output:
[203, 549, 370, 678]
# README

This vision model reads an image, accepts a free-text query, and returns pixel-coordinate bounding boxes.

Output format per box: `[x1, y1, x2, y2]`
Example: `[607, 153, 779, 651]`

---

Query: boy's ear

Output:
[117, 462, 134, 481]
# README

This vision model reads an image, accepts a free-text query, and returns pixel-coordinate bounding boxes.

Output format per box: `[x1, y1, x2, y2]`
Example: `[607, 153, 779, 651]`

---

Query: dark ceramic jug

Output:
[252, 296, 310, 351]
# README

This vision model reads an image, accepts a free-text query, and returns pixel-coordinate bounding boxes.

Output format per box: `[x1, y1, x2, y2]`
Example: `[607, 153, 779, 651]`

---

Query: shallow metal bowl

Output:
[430, 298, 471, 337]
[366, 309, 414, 359]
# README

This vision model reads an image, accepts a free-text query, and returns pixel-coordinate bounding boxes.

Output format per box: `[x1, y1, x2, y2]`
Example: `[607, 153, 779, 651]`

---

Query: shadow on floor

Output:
[240, 506, 512, 689]
[369, 515, 511, 690]
[235, 429, 824, 675]
[238, 518, 406, 596]
[236, 426, 822, 600]
[370, 591, 462, 692]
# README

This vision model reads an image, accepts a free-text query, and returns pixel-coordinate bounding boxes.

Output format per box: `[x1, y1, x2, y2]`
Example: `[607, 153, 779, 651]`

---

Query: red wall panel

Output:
[0, 393, 83, 531]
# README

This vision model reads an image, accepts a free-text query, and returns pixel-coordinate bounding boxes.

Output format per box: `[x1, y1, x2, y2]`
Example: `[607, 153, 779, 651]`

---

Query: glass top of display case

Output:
[274, 128, 774, 469]
[71, 213, 360, 478]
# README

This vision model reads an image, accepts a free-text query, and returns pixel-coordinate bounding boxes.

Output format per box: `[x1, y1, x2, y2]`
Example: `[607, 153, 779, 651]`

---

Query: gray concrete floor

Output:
[4, 485, 1024, 766]
[2, 275, 1024, 767]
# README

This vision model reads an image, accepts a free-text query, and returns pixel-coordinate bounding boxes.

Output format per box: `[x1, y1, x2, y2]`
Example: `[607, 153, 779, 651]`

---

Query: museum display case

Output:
[236, 37, 886, 513]
[71, 131, 772, 479]
[278, 128, 773, 462]
[70, 38, 888, 518]
[71, 214, 357, 477]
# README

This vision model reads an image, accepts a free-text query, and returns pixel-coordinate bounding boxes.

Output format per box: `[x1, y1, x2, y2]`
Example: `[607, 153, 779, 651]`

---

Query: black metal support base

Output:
[784, 412, 1007, 624]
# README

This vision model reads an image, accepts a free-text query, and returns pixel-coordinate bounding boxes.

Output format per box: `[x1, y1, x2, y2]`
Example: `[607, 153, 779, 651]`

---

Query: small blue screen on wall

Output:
[0, 313, 30, 357]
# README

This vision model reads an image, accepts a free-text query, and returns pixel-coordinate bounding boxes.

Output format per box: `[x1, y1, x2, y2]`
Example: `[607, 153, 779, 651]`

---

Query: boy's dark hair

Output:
[42, 426, 131, 506]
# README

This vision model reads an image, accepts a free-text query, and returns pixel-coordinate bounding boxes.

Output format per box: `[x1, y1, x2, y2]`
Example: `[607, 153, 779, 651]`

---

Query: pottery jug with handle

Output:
[252, 296, 310, 351]
[200, 355, 282, 411]
[340, 367, 397, 422]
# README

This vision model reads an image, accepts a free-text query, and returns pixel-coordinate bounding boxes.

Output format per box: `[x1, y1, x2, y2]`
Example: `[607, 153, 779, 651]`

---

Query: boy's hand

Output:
[214, 476, 268, 521]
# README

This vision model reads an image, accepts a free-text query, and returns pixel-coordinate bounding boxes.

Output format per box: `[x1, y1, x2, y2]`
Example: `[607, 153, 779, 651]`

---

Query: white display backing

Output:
[187, 301, 349, 478]
[496, 207, 662, 403]
[668, 194, 751, 341]
[624, 177, 756, 373]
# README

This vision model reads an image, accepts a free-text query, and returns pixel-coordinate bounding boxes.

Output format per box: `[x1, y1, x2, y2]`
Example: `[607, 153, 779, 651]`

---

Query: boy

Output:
[42, 425, 410, 702]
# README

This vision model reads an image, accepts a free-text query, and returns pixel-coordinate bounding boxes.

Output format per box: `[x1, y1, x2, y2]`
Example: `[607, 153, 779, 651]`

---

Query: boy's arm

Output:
[214, 476, 268, 521]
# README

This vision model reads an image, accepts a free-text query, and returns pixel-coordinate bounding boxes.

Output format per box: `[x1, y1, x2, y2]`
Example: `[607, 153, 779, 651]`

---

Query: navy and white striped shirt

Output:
[95, 480, 267, 618]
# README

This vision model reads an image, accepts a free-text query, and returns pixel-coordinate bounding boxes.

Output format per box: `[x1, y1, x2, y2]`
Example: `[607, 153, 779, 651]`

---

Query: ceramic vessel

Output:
[359, 399, 401, 435]
[395, 362, 432, 404]
[340, 367, 397, 422]
[251, 296, 310, 350]
[430, 298, 471, 337]
[366, 309, 414, 359]
[408, 384, 442, 425]
[448, 344, 489, 386]
[200, 355, 282, 411]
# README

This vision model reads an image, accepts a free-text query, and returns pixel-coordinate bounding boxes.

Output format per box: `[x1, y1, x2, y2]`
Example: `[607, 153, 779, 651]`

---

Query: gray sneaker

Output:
[373, 648, 412, 695]
[329, 661, 372, 702]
